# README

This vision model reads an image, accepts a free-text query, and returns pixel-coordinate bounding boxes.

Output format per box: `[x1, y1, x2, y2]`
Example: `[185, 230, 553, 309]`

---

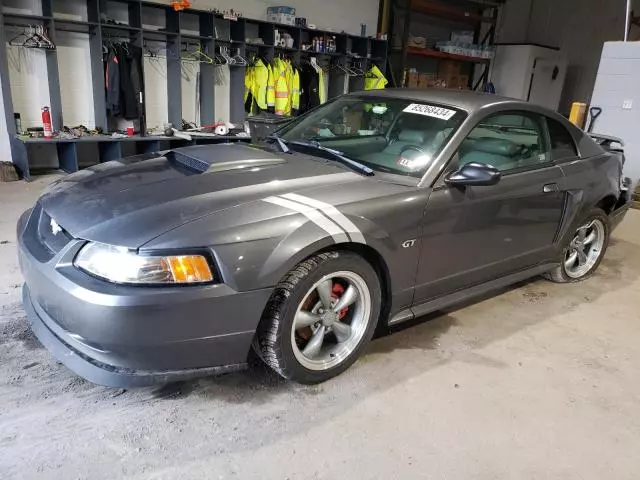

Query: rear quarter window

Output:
[546, 118, 578, 160]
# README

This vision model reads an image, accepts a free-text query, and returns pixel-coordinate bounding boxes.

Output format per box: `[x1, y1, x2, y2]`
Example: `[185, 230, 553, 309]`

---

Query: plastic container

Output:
[267, 6, 296, 25]
[247, 114, 293, 143]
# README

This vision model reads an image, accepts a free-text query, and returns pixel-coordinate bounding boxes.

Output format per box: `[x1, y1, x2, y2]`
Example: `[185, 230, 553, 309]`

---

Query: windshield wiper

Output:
[267, 134, 290, 154]
[289, 140, 374, 176]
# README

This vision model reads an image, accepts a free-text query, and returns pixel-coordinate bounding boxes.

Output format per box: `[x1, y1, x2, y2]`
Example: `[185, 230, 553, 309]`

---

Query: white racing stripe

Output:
[281, 193, 366, 244]
[263, 196, 350, 243]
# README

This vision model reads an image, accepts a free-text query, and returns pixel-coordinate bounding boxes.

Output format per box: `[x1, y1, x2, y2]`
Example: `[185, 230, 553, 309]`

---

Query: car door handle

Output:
[543, 183, 559, 193]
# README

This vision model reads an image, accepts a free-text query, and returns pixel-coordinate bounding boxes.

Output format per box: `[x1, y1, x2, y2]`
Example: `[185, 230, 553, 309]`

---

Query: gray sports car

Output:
[18, 90, 631, 387]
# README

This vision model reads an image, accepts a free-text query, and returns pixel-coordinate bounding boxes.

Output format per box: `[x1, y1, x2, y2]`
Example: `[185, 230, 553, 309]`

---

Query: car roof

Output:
[354, 88, 522, 112]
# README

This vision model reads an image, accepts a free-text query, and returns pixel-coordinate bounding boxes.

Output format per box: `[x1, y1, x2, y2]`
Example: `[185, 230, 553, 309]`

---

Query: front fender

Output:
[213, 217, 397, 292]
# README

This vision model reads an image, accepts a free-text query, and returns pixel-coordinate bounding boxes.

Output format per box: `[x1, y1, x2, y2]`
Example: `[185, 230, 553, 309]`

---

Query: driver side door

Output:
[413, 110, 566, 303]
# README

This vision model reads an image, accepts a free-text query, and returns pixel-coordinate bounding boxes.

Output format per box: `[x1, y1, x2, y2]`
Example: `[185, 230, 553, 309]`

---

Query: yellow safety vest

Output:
[292, 69, 300, 112]
[284, 60, 296, 116]
[251, 59, 270, 110]
[318, 68, 327, 104]
[364, 65, 388, 90]
[275, 59, 292, 116]
[244, 66, 253, 104]
[267, 63, 276, 108]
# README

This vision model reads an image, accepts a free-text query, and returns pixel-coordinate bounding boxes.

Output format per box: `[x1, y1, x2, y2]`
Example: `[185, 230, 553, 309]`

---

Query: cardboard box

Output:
[418, 73, 438, 89]
[407, 72, 420, 88]
[407, 36, 427, 49]
[439, 72, 458, 88]
[438, 60, 461, 76]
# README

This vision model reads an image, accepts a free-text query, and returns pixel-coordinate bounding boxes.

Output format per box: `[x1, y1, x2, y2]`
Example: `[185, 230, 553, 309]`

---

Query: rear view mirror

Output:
[446, 162, 501, 187]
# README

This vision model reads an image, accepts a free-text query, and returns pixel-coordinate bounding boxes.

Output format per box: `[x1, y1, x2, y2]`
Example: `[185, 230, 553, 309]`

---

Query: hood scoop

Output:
[166, 143, 287, 174]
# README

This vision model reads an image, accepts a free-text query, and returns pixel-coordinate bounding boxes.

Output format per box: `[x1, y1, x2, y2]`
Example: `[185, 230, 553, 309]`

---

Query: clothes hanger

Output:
[351, 59, 365, 76]
[199, 48, 215, 64]
[218, 46, 234, 65]
[24, 25, 44, 48]
[8, 26, 31, 47]
[35, 25, 55, 49]
[310, 57, 321, 73]
[232, 48, 246, 66]
[9, 25, 53, 49]
[182, 43, 214, 64]
[212, 48, 227, 66]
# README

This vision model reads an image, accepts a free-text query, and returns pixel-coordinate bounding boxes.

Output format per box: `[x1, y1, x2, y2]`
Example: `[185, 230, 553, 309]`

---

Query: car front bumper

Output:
[18, 208, 273, 388]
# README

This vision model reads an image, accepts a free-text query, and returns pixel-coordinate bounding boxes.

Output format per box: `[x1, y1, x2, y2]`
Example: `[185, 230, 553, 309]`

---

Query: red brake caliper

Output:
[332, 283, 349, 320]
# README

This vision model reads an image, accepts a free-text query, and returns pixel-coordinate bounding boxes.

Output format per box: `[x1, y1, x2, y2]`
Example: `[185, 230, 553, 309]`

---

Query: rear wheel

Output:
[255, 251, 381, 384]
[545, 208, 610, 283]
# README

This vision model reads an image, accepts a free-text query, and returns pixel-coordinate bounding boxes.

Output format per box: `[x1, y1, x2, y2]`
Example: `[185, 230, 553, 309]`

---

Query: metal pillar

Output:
[625, 0, 632, 41]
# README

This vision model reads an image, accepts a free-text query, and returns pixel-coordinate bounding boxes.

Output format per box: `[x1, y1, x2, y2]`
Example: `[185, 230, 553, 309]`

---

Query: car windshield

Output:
[278, 95, 466, 177]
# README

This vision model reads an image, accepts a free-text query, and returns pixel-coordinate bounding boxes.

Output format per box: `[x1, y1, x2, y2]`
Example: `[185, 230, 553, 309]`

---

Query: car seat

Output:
[361, 129, 430, 169]
[383, 129, 427, 154]
[459, 137, 520, 171]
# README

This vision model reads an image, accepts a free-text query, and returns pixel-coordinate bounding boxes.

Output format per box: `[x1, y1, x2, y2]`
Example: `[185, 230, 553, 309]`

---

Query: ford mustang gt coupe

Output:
[18, 89, 631, 387]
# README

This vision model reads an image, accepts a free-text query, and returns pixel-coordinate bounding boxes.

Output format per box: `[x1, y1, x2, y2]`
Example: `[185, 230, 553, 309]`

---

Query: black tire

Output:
[544, 208, 611, 283]
[254, 251, 381, 384]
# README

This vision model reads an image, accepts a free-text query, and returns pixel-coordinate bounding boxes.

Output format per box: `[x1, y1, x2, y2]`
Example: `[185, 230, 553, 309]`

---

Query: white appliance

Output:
[490, 44, 567, 111]
[589, 41, 640, 183]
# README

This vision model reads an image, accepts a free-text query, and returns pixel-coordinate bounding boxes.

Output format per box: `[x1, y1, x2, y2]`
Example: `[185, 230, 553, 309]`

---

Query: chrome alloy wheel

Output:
[564, 219, 606, 279]
[291, 271, 371, 371]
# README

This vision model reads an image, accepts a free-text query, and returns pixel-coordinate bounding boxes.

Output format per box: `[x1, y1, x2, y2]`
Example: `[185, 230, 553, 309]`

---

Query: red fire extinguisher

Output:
[42, 106, 53, 138]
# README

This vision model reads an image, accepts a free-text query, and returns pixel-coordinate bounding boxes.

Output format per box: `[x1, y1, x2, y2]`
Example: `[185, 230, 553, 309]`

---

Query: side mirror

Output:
[446, 162, 501, 187]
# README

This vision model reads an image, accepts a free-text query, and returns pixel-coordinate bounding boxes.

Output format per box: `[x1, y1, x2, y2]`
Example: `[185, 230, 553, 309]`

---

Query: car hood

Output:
[39, 143, 359, 248]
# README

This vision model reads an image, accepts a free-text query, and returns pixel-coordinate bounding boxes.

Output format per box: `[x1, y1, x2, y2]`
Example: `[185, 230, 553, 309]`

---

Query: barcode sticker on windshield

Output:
[403, 104, 456, 120]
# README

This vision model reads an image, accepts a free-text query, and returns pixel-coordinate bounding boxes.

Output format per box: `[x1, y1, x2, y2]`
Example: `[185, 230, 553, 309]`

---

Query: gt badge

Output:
[402, 239, 416, 248]
[50, 218, 62, 236]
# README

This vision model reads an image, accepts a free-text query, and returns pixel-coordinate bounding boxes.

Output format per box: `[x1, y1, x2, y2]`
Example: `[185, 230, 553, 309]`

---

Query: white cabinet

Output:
[490, 44, 567, 111]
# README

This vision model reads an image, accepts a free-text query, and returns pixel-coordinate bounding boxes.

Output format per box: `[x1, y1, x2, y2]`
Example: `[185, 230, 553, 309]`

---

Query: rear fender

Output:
[557, 152, 624, 245]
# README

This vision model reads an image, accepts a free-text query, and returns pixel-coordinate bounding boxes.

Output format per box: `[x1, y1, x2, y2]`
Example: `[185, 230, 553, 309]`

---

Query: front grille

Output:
[37, 207, 72, 254]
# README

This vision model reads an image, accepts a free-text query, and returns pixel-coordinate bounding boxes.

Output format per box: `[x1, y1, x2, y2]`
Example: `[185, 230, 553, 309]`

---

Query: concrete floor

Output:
[1, 175, 639, 480]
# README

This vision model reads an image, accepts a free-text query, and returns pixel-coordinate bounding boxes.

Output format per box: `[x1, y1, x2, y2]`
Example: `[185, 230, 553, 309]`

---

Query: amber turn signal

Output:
[167, 255, 214, 283]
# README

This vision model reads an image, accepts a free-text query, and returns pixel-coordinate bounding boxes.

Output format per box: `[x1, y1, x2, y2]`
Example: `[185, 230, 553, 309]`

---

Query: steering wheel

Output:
[397, 145, 430, 170]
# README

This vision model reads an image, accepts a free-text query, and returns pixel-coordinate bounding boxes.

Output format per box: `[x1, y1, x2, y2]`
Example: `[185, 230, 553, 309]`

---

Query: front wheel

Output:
[545, 208, 610, 283]
[255, 251, 381, 384]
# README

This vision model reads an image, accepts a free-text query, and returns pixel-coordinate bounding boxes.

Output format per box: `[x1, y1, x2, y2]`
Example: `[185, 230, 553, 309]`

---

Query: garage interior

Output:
[1, 0, 640, 479]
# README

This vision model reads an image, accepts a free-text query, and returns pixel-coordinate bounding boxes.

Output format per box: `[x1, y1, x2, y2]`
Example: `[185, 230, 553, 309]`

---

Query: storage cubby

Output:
[229, 19, 244, 43]
[99, 0, 138, 27]
[214, 16, 231, 41]
[140, 4, 164, 32]
[178, 11, 199, 37]
[52, 0, 88, 23]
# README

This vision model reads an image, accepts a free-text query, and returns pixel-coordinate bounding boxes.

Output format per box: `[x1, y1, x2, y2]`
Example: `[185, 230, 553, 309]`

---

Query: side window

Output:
[546, 117, 578, 160]
[458, 112, 550, 172]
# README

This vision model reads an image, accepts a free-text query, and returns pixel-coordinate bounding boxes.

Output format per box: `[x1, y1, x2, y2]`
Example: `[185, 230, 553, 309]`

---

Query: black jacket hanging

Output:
[117, 45, 138, 120]
[129, 46, 143, 118]
[299, 63, 320, 114]
[105, 48, 120, 116]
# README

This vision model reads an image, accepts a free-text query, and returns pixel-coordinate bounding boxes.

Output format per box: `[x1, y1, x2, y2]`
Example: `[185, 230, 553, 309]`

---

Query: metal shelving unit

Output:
[391, 0, 500, 90]
[1, 0, 388, 179]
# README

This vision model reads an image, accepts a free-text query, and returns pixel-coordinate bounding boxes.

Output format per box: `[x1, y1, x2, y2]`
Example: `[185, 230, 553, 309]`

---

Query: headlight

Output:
[74, 242, 214, 285]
